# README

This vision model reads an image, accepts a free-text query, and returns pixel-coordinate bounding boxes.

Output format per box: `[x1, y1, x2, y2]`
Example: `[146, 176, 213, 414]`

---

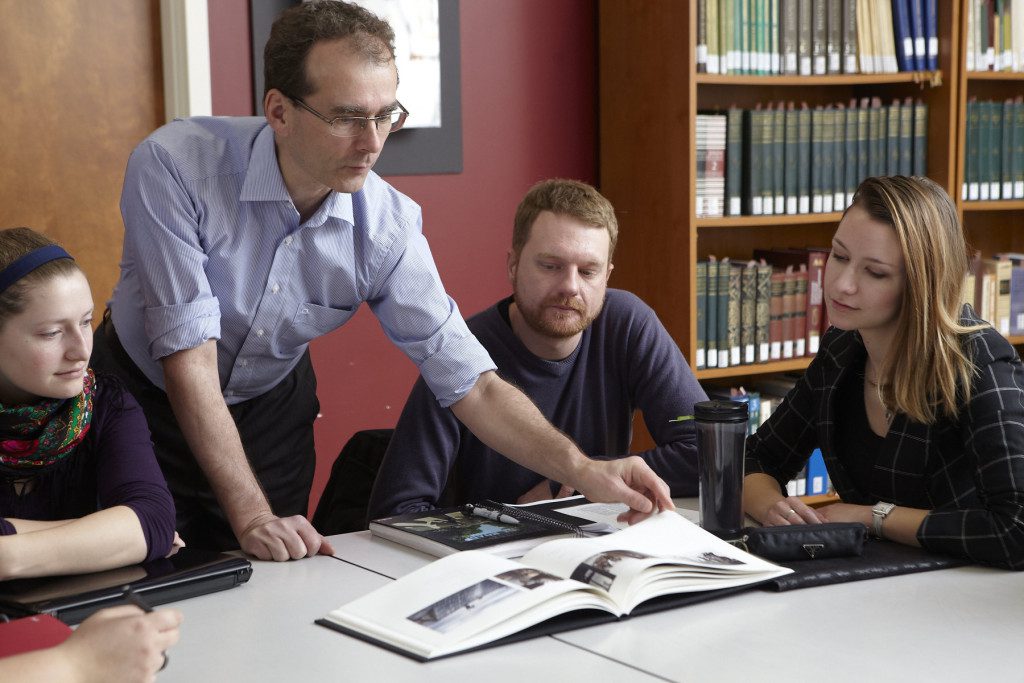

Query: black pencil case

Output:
[736, 522, 867, 561]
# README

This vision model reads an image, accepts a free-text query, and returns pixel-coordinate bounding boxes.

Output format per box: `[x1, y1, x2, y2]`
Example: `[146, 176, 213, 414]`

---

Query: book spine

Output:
[843, 0, 859, 72]
[728, 262, 743, 366]
[727, 107, 745, 215]
[821, 105, 835, 213]
[708, 0, 721, 73]
[924, 0, 937, 69]
[696, 260, 707, 369]
[697, 0, 709, 73]
[793, 264, 808, 356]
[1011, 264, 1024, 335]
[798, 103, 811, 213]
[812, 0, 828, 73]
[909, 0, 927, 70]
[992, 100, 1004, 199]
[832, 104, 846, 208]
[781, 0, 799, 73]
[707, 257, 719, 367]
[868, 97, 883, 178]
[756, 260, 773, 361]
[968, 99, 980, 200]
[857, 98, 870, 185]
[769, 0, 780, 73]
[845, 100, 858, 205]
[741, 0, 752, 72]
[1015, 97, 1024, 198]
[723, 0, 735, 72]
[781, 265, 796, 358]
[899, 96, 913, 176]
[811, 105, 824, 213]
[887, 98, 902, 175]
[827, 0, 843, 71]
[806, 250, 827, 353]
[1003, 99, 1014, 198]
[891, 0, 913, 71]
[717, 257, 732, 367]
[746, 108, 763, 215]
[798, 0, 813, 74]
[772, 104, 786, 213]
[761, 104, 776, 215]
[769, 269, 785, 360]
[741, 261, 758, 364]
[997, 258, 1013, 334]
[979, 100, 991, 200]
[784, 102, 800, 214]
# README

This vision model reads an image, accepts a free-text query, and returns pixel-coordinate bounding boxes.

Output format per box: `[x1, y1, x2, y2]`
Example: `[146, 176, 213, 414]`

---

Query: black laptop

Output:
[0, 547, 253, 624]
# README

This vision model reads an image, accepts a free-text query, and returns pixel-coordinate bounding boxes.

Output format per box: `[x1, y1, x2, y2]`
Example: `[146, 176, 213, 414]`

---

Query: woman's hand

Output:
[760, 497, 825, 525]
[815, 502, 873, 527]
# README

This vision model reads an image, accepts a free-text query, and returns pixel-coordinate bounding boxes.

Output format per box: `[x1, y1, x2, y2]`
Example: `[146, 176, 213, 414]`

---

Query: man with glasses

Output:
[93, 1, 673, 561]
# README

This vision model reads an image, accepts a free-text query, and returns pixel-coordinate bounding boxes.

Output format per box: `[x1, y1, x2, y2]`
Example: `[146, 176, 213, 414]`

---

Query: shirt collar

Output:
[239, 124, 354, 226]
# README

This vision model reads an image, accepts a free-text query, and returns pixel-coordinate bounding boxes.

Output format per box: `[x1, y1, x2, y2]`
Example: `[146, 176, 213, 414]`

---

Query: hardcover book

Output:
[319, 512, 792, 661]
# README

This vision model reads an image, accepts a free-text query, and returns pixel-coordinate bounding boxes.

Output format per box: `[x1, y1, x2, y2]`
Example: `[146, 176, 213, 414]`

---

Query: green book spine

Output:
[734, 0, 745, 73]
[769, 0, 780, 73]
[797, 103, 811, 213]
[726, 107, 745, 215]
[811, 0, 827, 73]
[798, 0, 812, 74]
[868, 97, 883, 178]
[810, 105, 824, 212]
[912, 98, 927, 178]
[706, 257, 719, 367]
[821, 105, 835, 212]
[728, 262, 743, 366]
[979, 100, 992, 200]
[898, 96, 913, 176]
[1014, 97, 1024, 199]
[967, 99, 980, 200]
[745, 108, 763, 214]
[832, 104, 845, 208]
[753, 0, 763, 73]
[761, 104, 775, 215]
[992, 100, 1004, 199]
[756, 260, 773, 362]
[772, 103, 785, 213]
[827, 0, 842, 72]
[722, 0, 734, 72]
[740, 0, 751, 73]
[717, 257, 732, 368]
[1002, 99, 1013, 198]
[842, 0, 858, 73]
[844, 100, 858, 205]
[696, 260, 708, 370]
[886, 98, 901, 176]
[856, 97, 870, 187]
[708, 0, 720, 73]
[784, 102, 800, 214]
[741, 261, 758, 364]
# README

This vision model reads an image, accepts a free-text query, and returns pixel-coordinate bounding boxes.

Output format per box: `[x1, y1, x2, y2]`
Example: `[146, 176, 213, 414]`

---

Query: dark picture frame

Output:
[249, 0, 462, 175]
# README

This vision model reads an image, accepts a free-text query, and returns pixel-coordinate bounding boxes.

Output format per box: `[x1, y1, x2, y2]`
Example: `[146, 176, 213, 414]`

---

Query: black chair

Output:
[311, 429, 393, 535]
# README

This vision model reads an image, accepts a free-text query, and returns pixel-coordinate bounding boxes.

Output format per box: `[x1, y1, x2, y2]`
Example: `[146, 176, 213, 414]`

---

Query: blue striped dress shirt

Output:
[110, 116, 495, 406]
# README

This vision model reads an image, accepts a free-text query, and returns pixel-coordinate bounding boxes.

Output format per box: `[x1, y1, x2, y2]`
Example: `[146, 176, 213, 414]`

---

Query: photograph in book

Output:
[318, 512, 793, 661]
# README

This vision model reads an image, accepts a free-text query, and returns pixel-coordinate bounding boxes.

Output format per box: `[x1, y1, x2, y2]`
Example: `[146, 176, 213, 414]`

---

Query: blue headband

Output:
[0, 245, 75, 295]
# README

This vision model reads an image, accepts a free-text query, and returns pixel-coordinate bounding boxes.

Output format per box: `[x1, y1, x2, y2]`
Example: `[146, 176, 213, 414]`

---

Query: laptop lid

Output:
[0, 547, 253, 624]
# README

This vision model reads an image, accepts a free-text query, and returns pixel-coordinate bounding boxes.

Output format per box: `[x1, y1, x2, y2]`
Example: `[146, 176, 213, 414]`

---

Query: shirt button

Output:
[284, 236, 293, 246]
[271, 284, 280, 293]
[256, 329, 265, 337]
[240, 359, 248, 367]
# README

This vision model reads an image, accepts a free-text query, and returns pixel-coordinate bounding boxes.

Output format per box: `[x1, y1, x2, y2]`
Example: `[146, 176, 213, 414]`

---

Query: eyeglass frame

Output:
[286, 95, 409, 138]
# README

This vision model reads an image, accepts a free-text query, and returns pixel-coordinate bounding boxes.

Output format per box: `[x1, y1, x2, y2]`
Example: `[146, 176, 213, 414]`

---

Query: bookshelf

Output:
[597, 1, 961, 383]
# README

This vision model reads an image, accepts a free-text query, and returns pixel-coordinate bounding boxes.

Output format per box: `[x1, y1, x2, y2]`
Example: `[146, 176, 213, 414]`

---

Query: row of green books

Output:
[696, 0, 938, 75]
[966, 0, 1024, 72]
[703, 98, 928, 219]
[962, 98, 1024, 202]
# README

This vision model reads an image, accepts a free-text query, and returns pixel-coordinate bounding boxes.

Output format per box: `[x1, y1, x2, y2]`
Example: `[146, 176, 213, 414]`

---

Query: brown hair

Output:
[264, 0, 396, 99]
[848, 176, 984, 423]
[0, 227, 80, 328]
[512, 179, 619, 260]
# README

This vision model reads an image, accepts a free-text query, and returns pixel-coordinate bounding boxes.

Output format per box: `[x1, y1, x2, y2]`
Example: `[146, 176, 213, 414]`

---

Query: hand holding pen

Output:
[121, 586, 170, 672]
[463, 504, 519, 525]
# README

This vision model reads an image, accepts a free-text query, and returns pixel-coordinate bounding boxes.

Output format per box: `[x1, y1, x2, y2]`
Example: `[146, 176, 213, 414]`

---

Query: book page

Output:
[521, 512, 791, 612]
[324, 550, 618, 659]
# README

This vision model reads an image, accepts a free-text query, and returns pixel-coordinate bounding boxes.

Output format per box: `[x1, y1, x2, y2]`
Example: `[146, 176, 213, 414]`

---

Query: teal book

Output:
[798, 0, 812, 74]
[798, 103, 811, 213]
[868, 97, 884, 178]
[856, 98, 870, 188]
[1002, 99, 1013, 199]
[784, 102, 800, 214]
[741, 260, 758, 364]
[844, 99, 858, 205]
[992, 101, 1004, 200]
[745, 107, 764, 215]
[820, 105, 835, 212]
[978, 100, 991, 200]
[1014, 97, 1024, 199]
[781, 0, 798, 73]
[707, 257, 720, 368]
[886, 98, 901, 176]
[755, 259, 773, 362]
[696, 260, 708, 370]
[832, 104, 846, 209]
[727, 261, 743, 366]
[912, 98, 928, 178]
[810, 105, 824, 212]
[898, 96, 913, 176]
[772, 103, 786, 213]
[761, 103, 776, 215]
[967, 99, 979, 200]
[726, 107, 745, 215]
[717, 256, 732, 368]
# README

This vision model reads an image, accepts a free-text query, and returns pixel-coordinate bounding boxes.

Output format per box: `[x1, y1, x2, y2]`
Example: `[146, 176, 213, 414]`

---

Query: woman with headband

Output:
[0, 227, 177, 579]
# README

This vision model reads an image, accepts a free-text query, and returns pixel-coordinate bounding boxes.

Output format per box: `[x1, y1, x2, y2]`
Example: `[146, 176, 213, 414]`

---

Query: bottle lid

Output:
[693, 399, 749, 423]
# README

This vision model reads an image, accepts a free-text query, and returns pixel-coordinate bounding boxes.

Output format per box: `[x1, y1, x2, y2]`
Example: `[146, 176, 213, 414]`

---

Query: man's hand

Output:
[516, 479, 574, 505]
[572, 456, 674, 525]
[238, 513, 335, 561]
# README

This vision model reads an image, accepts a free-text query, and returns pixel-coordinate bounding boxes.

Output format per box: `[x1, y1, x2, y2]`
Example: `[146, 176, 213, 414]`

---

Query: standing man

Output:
[92, 1, 671, 560]
[370, 179, 707, 518]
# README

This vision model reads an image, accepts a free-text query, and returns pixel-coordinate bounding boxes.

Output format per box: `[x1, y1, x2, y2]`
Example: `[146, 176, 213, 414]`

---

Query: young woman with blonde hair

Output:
[743, 176, 1024, 569]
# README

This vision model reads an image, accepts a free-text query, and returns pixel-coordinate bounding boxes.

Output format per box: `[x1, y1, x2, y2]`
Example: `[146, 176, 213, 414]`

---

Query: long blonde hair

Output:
[851, 176, 984, 423]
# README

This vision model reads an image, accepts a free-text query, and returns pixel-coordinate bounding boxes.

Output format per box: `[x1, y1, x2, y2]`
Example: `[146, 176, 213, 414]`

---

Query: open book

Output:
[318, 512, 792, 660]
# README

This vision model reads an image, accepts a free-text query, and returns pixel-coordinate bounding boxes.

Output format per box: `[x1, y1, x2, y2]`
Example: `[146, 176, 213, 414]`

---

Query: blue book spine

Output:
[805, 448, 829, 495]
[907, 0, 926, 70]
[923, 0, 937, 70]
[891, 0, 913, 72]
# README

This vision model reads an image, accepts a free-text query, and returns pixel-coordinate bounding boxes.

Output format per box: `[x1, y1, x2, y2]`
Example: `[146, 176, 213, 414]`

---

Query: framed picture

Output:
[250, 0, 462, 175]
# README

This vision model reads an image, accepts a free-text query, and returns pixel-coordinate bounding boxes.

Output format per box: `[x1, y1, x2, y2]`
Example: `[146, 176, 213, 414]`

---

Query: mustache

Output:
[545, 297, 586, 314]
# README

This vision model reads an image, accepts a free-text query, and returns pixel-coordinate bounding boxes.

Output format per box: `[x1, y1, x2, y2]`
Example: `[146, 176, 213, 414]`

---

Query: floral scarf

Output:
[0, 369, 95, 474]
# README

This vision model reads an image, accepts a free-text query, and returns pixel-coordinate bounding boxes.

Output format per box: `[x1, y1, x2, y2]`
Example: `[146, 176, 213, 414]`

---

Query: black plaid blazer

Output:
[746, 307, 1024, 569]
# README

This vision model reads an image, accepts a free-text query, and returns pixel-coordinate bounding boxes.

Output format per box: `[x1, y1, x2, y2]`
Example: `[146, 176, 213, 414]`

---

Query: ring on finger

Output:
[787, 509, 797, 517]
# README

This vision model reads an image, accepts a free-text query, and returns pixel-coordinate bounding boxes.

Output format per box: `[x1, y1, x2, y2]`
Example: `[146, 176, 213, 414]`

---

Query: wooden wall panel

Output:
[0, 0, 163, 313]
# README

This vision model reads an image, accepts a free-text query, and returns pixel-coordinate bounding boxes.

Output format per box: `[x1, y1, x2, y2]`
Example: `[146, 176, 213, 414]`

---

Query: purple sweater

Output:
[369, 289, 707, 517]
[0, 377, 176, 562]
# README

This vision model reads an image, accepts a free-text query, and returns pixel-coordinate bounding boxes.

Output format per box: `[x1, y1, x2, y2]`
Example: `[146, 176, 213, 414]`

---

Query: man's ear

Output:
[264, 89, 290, 134]
[506, 249, 518, 285]
[606, 262, 614, 282]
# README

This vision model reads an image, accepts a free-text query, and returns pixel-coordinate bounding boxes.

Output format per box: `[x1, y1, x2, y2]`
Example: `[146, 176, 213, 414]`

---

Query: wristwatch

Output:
[871, 501, 896, 538]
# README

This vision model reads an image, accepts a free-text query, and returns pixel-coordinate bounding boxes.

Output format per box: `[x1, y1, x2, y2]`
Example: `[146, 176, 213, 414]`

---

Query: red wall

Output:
[208, 0, 597, 515]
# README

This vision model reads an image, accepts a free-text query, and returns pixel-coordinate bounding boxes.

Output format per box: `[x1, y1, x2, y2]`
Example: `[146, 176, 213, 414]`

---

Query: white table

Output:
[158, 505, 1024, 683]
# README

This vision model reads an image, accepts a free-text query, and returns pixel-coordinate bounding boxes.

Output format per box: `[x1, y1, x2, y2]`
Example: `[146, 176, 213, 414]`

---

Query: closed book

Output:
[856, 97, 870, 189]
[877, 0, 899, 72]
[994, 257, 1013, 334]
[368, 499, 617, 560]
[995, 253, 1024, 335]
[754, 247, 827, 353]
[707, 256, 719, 367]
[912, 98, 928, 178]
[745, 108, 763, 215]
[798, 0, 813, 74]
[717, 255, 732, 367]
[812, 0, 828, 73]
[844, 100, 859, 205]
[886, 98, 901, 175]
[832, 104, 846, 209]
[805, 448, 830, 495]
[827, 0, 843, 71]
[727, 107, 745, 215]
[798, 103, 812, 213]
[1015, 97, 1024, 199]
[1002, 99, 1014, 199]
[320, 512, 791, 662]
[727, 260, 743, 366]
[781, 0, 799, 73]
[792, 264, 809, 356]
[772, 103, 786, 213]
[842, 0, 859, 73]
[761, 103, 776, 216]
[992, 101, 1004, 200]
[740, 0, 752, 72]
[707, 0, 721, 73]
[978, 100, 992, 200]
[967, 99, 980, 200]
[697, 0, 708, 73]
[769, 0, 781, 73]
[891, 0, 914, 71]
[898, 96, 913, 176]
[696, 260, 708, 369]
[924, 0, 937, 69]
[868, 97, 884, 178]
[769, 268, 786, 360]
[724, 0, 738, 71]
[781, 265, 796, 358]
[810, 105, 825, 213]
[741, 260, 759, 364]
[908, 0, 927, 70]
[756, 259, 773, 362]
[857, 0, 873, 72]
[784, 102, 800, 214]
[821, 105, 836, 213]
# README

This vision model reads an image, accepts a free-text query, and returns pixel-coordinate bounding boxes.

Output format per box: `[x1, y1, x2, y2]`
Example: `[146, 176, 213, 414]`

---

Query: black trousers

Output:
[91, 315, 319, 551]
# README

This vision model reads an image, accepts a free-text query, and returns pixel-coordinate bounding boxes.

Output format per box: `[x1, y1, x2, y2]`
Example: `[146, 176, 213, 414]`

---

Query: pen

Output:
[121, 586, 169, 672]
[463, 504, 519, 525]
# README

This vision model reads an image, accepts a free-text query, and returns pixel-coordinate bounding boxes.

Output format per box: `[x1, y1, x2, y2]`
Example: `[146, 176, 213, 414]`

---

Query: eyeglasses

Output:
[288, 96, 408, 137]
